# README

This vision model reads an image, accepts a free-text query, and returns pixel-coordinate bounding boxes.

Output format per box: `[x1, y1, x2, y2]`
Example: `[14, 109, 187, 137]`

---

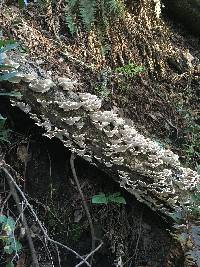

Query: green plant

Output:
[177, 108, 200, 170]
[190, 189, 200, 216]
[0, 114, 9, 143]
[95, 85, 110, 98]
[0, 215, 22, 266]
[113, 62, 145, 93]
[18, 0, 28, 8]
[0, 39, 19, 81]
[115, 62, 145, 78]
[65, 0, 125, 34]
[0, 39, 22, 143]
[92, 192, 126, 205]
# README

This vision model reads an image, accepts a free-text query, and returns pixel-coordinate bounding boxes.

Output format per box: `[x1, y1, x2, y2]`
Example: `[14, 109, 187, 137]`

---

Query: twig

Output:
[23, 138, 30, 192]
[15, 201, 27, 225]
[133, 209, 143, 263]
[55, 244, 61, 267]
[3, 167, 39, 267]
[45, 238, 55, 267]
[0, 191, 12, 214]
[70, 153, 96, 264]
[75, 242, 103, 267]
[1, 164, 91, 267]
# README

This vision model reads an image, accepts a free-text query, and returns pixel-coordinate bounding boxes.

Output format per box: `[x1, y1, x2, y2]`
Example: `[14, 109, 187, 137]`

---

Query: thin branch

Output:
[0, 191, 12, 214]
[45, 238, 55, 267]
[55, 244, 62, 267]
[75, 242, 103, 267]
[3, 167, 39, 267]
[70, 153, 96, 263]
[133, 209, 143, 263]
[1, 164, 91, 267]
[15, 201, 27, 225]
[23, 138, 31, 192]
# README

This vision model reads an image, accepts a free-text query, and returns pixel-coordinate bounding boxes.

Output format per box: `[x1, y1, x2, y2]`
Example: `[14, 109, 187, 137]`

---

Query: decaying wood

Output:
[1, 51, 199, 218]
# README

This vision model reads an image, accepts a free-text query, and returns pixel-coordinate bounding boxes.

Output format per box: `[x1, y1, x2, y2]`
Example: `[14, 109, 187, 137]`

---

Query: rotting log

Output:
[1, 51, 199, 217]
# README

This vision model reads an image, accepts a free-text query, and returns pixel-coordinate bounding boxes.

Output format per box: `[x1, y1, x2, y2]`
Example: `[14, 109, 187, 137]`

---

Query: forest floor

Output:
[0, 1, 199, 266]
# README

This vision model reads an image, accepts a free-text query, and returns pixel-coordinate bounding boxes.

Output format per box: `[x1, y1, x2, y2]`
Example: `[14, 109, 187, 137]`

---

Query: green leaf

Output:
[0, 235, 8, 242]
[68, 0, 78, 8]
[196, 164, 200, 175]
[0, 114, 9, 143]
[4, 245, 14, 254]
[2, 216, 16, 235]
[0, 71, 18, 81]
[0, 215, 7, 224]
[92, 192, 126, 205]
[6, 216, 16, 231]
[65, 13, 77, 35]
[0, 40, 16, 48]
[191, 193, 200, 203]
[18, 0, 26, 8]
[10, 240, 22, 252]
[0, 91, 22, 98]
[6, 262, 14, 267]
[19, 46, 29, 53]
[0, 65, 16, 70]
[0, 43, 18, 53]
[92, 193, 108, 204]
[107, 192, 126, 204]
[0, 129, 10, 143]
[79, 0, 96, 30]
[108, 192, 121, 198]
[111, 196, 126, 204]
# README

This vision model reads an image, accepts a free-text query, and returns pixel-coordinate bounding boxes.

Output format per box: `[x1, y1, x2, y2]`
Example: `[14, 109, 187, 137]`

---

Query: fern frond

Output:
[79, 0, 96, 30]
[64, 0, 125, 34]
[65, 12, 77, 34]
[67, 0, 78, 9]
[106, 0, 125, 16]
[65, 0, 78, 34]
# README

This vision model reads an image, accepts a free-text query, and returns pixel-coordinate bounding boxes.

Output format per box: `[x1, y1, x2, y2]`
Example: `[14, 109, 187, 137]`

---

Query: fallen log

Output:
[1, 49, 199, 218]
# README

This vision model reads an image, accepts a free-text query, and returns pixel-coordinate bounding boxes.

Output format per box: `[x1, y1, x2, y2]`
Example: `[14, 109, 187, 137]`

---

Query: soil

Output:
[0, 99, 184, 267]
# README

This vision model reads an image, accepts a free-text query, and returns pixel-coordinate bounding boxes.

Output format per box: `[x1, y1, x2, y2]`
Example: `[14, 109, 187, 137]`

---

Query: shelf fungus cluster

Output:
[2, 49, 200, 217]
[1, 51, 55, 92]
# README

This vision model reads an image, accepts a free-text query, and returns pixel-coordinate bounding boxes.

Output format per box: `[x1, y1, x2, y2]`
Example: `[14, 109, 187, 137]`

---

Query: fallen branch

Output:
[70, 153, 96, 264]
